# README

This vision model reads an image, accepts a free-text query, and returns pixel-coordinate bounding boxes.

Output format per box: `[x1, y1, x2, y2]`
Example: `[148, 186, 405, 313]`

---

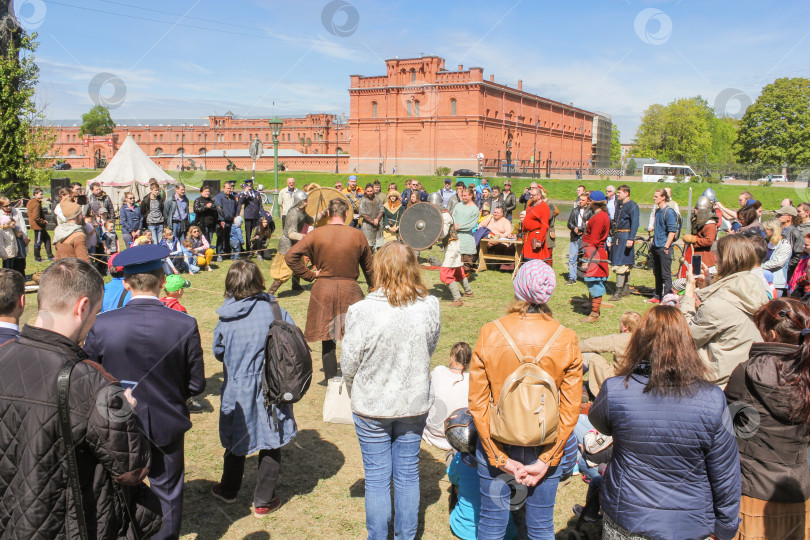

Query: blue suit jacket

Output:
[83, 297, 206, 447]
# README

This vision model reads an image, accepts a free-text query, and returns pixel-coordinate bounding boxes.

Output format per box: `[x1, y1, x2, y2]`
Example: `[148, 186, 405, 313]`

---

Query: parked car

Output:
[452, 168, 480, 177]
[52, 162, 71, 170]
[772, 174, 789, 182]
[721, 175, 736, 182]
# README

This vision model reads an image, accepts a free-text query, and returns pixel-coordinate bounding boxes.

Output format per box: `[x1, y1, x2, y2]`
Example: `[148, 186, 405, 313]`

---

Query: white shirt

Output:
[422, 365, 470, 450]
[0, 321, 19, 332]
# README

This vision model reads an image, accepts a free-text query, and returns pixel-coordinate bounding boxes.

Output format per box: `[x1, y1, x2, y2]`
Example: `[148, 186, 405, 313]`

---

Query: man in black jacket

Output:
[0, 258, 155, 539]
[214, 181, 239, 261]
[193, 185, 219, 243]
[566, 192, 593, 284]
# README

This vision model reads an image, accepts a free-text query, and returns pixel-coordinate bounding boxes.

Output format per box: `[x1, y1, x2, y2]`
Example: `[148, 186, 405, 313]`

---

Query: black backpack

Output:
[262, 301, 313, 422]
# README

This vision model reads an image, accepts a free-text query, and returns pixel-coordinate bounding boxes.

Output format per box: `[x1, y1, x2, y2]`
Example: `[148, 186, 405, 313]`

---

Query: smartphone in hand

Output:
[692, 255, 702, 275]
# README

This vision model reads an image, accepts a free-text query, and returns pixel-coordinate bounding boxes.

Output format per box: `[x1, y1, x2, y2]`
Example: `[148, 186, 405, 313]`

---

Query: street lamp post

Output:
[376, 127, 382, 174]
[180, 123, 185, 182]
[579, 121, 584, 179]
[268, 116, 284, 218]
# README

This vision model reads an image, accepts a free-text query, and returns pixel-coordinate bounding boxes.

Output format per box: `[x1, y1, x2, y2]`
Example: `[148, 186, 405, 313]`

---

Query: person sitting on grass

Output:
[187, 225, 215, 271]
[251, 216, 275, 260]
[230, 216, 244, 260]
[160, 274, 190, 314]
[133, 230, 152, 246]
[423, 342, 472, 450]
[579, 311, 641, 400]
[181, 240, 200, 274]
[160, 227, 183, 274]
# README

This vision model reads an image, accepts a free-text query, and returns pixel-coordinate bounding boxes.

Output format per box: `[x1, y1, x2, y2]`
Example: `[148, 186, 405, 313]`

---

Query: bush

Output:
[626, 158, 637, 175]
[674, 175, 686, 183]
[436, 166, 451, 176]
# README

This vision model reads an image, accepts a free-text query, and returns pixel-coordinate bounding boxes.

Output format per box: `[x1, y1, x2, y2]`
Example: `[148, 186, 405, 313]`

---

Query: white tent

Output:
[88, 135, 175, 209]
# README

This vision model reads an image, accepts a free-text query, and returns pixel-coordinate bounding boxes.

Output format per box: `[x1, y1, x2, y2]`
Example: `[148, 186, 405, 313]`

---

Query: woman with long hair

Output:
[186, 225, 215, 271]
[341, 242, 441, 540]
[211, 260, 297, 517]
[382, 189, 403, 243]
[681, 234, 770, 387]
[763, 218, 791, 296]
[469, 259, 582, 539]
[725, 298, 810, 539]
[590, 306, 741, 540]
[251, 216, 275, 260]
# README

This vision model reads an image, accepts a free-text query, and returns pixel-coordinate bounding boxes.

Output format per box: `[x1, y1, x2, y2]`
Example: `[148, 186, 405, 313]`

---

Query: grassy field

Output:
[15, 218, 673, 540]
[47, 169, 806, 212]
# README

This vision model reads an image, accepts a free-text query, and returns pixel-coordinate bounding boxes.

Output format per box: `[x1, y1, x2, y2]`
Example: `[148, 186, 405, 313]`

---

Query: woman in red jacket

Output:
[521, 184, 550, 263]
[581, 190, 610, 322]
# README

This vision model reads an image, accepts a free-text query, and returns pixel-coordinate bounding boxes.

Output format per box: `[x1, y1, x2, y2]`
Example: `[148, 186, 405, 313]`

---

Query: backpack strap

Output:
[57, 358, 89, 540]
[493, 320, 565, 364]
[269, 300, 283, 321]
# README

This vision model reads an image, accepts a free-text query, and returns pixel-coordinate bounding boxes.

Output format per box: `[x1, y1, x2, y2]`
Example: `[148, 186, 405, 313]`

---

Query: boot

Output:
[582, 297, 601, 323]
[461, 277, 473, 297]
[609, 274, 626, 301]
[268, 280, 283, 296]
[448, 282, 463, 306]
[621, 274, 632, 297]
[291, 276, 303, 291]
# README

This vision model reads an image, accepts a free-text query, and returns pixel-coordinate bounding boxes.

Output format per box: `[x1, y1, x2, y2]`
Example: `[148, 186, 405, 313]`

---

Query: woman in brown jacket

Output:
[469, 259, 582, 539]
[725, 298, 810, 539]
[53, 200, 90, 262]
[26, 188, 53, 261]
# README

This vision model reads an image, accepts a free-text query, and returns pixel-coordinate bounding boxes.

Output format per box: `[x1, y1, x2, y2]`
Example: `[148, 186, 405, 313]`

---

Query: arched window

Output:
[68, 148, 76, 156]
[154, 148, 163, 156]
[371, 101, 377, 118]
[137, 135, 141, 142]
[410, 68, 416, 83]
[159, 134, 164, 142]
[198, 148, 206, 155]
[406, 100, 412, 116]
[176, 148, 185, 155]
[414, 100, 420, 116]
[232, 134, 237, 142]
[450, 98, 457, 116]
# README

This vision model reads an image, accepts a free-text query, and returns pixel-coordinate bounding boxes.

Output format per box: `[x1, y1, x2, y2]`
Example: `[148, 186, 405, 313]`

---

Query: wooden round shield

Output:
[305, 186, 345, 227]
[399, 202, 443, 250]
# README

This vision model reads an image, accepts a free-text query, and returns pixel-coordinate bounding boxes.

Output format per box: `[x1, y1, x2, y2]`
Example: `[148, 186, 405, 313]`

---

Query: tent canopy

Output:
[88, 135, 174, 208]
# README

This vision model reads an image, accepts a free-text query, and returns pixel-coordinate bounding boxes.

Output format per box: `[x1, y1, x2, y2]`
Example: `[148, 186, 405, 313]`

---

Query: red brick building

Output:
[348, 56, 603, 176]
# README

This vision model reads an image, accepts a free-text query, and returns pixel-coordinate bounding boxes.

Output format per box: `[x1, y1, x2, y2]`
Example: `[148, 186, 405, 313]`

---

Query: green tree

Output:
[708, 116, 738, 165]
[80, 104, 115, 137]
[626, 157, 637, 175]
[634, 103, 667, 159]
[0, 27, 45, 198]
[610, 125, 621, 165]
[633, 97, 714, 166]
[735, 77, 810, 166]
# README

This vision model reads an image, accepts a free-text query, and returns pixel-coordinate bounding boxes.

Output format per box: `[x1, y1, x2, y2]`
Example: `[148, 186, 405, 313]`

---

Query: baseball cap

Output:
[745, 199, 762, 209]
[348, 175, 357, 181]
[589, 190, 607, 202]
[444, 178, 452, 184]
[776, 205, 798, 217]
[107, 253, 123, 273]
[165, 274, 191, 293]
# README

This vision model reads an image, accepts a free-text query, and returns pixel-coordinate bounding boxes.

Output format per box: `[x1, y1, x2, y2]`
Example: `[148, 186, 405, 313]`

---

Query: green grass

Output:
[48, 169, 804, 212]
[20, 221, 663, 539]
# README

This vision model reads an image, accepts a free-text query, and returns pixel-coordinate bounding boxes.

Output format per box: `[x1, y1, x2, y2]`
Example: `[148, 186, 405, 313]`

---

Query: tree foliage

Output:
[80, 104, 115, 137]
[610, 125, 621, 165]
[626, 157, 637, 175]
[735, 77, 810, 166]
[633, 96, 739, 167]
[0, 30, 48, 198]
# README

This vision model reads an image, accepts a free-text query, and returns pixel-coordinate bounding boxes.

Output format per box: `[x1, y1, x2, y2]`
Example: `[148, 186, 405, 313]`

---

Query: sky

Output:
[14, 0, 810, 141]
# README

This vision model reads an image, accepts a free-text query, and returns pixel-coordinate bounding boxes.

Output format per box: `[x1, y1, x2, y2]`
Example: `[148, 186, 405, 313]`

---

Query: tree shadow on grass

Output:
[181, 429, 344, 539]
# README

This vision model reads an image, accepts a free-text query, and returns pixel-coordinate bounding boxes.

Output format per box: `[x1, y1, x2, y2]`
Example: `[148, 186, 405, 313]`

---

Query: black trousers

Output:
[322, 340, 338, 380]
[33, 229, 52, 259]
[220, 448, 281, 507]
[244, 219, 258, 246]
[651, 245, 673, 300]
[216, 223, 232, 255]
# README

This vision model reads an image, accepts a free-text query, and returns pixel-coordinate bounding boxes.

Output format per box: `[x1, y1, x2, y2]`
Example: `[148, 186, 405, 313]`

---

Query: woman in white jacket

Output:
[763, 218, 791, 297]
[341, 241, 441, 540]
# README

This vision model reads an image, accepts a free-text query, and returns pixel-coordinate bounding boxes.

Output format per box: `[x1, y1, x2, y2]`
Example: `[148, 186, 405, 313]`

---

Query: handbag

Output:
[322, 376, 353, 424]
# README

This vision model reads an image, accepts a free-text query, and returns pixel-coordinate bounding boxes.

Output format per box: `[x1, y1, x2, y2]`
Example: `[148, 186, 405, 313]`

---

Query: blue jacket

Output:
[119, 204, 141, 234]
[447, 453, 516, 540]
[214, 191, 239, 223]
[653, 205, 679, 247]
[101, 277, 131, 313]
[238, 189, 263, 220]
[229, 226, 244, 247]
[213, 293, 297, 455]
[589, 373, 741, 540]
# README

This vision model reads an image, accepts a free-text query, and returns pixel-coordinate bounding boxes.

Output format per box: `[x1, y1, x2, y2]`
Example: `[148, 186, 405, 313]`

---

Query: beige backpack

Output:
[489, 321, 564, 447]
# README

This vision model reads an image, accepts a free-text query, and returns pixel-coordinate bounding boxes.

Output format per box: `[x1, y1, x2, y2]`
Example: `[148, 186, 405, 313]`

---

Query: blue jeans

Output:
[148, 224, 163, 244]
[568, 238, 581, 281]
[574, 414, 603, 520]
[477, 440, 562, 540]
[353, 413, 427, 540]
[171, 220, 185, 243]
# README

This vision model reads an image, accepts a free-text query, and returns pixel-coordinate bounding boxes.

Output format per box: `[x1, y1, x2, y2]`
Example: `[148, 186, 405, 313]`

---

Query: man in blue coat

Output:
[609, 185, 640, 301]
[238, 179, 263, 246]
[83, 244, 206, 540]
[214, 181, 239, 262]
[0, 268, 24, 344]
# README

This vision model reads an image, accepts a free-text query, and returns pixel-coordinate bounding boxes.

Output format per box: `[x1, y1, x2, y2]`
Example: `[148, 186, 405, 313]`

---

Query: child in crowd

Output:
[133, 230, 152, 246]
[0, 216, 19, 269]
[84, 214, 98, 257]
[160, 227, 183, 274]
[423, 342, 472, 450]
[230, 215, 244, 260]
[102, 220, 119, 257]
[181, 240, 200, 274]
[160, 274, 189, 313]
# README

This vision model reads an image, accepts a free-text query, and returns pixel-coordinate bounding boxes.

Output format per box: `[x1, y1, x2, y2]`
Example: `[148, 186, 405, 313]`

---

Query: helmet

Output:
[256, 184, 264, 191]
[292, 189, 308, 207]
[695, 196, 713, 211]
[444, 407, 478, 455]
[427, 192, 443, 209]
[701, 188, 717, 204]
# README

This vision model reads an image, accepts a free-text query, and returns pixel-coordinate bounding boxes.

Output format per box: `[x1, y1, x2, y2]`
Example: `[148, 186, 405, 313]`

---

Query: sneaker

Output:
[566, 279, 577, 285]
[450, 300, 464, 307]
[462, 291, 474, 297]
[253, 497, 282, 518]
[645, 297, 660, 304]
[211, 484, 237, 504]
[572, 504, 598, 523]
[207, 266, 213, 272]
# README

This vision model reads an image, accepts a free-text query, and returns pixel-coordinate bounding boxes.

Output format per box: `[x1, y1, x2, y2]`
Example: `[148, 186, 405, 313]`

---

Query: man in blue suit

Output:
[0, 268, 25, 345]
[83, 244, 206, 540]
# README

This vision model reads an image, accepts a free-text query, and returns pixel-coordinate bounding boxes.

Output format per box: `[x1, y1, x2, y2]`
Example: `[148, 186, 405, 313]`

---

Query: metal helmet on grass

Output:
[444, 407, 478, 455]
[695, 196, 713, 211]
[427, 192, 443, 209]
[292, 189, 308, 207]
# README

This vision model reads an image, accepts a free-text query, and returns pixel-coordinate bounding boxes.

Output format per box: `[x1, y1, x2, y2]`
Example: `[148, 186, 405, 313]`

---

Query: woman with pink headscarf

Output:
[468, 259, 583, 538]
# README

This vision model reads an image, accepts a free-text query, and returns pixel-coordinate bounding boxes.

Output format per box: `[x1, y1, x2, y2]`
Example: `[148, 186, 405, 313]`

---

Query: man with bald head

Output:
[278, 177, 297, 228]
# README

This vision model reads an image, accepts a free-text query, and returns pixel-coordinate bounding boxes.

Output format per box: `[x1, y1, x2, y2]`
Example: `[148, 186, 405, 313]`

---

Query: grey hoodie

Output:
[53, 223, 83, 244]
[681, 271, 770, 387]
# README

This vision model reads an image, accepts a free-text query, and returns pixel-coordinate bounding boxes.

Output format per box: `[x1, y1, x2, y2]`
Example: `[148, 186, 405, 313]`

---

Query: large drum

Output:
[399, 202, 444, 251]
[305, 186, 346, 227]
